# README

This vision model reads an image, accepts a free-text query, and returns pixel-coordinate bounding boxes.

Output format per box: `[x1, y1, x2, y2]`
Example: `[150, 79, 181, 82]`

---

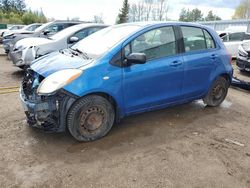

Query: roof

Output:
[116, 21, 208, 29]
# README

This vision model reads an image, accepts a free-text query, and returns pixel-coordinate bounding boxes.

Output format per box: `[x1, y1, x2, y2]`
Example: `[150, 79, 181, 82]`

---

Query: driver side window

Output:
[125, 26, 176, 60]
[45, 24, 64, 35]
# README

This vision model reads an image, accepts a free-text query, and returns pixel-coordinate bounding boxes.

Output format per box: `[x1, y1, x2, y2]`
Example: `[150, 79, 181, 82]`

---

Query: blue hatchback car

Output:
[20, 22, 233, 141]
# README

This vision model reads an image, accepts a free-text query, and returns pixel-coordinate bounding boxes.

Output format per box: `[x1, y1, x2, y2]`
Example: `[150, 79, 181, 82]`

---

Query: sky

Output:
[25, 0, 241, 24]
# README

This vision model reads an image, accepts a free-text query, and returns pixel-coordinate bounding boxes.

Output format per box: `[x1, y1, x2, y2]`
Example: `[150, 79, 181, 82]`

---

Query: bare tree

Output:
[137, 1, 145, 21]
[128, 0, 169, 22]
[129, 4, 137, 22]
[93, 14, 104, 23]
[144, 0, 153, 21]
[155, 0, 169, 21]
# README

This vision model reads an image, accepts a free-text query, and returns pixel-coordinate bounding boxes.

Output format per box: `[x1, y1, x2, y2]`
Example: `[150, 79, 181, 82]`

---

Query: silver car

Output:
[10, 23, 108, 68]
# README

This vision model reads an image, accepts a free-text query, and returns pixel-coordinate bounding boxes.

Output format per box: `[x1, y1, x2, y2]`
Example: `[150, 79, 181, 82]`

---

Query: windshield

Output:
[71, 24, 142, 59]
[34, 22, 52, 32]
[21, 24, 36, 31]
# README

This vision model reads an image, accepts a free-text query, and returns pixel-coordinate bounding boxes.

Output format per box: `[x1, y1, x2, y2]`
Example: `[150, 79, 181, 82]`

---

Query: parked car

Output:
[217, 26, 247, 39]
[2, 23, 41, 37]
[0, 23, 41, 44]
[10, 23, 108, 68]
[20, 22, 233, 141]
[236, 41, 250, 72]
[0, 24, 25, 36]
[222, 31, 250, 58]
[3, 20, 84, 53]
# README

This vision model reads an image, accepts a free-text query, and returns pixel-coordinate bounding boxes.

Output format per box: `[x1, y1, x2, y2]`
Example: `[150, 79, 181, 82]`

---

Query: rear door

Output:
[180, 26, 218, 98]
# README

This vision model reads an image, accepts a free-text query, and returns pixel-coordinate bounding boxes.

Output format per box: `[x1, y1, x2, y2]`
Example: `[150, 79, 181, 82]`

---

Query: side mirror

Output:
[43, 29, 50, 35]
[125, 53, 146, 65]
[69, 36, 79, 43]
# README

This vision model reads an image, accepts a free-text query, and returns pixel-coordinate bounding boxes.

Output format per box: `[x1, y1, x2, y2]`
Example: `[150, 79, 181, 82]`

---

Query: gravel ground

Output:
[0, 53, 250, 188]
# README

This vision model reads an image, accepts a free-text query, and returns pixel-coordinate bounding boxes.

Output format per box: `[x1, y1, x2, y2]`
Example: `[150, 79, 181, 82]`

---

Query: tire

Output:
[19, 65, 28, 70]
[203, 77, 229, 107]
[67, 95, 115, 142]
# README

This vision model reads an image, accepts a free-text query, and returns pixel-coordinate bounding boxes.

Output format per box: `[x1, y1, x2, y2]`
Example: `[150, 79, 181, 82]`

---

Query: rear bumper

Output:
[20, 88, 76, 132]
[236, 56, 250, 71]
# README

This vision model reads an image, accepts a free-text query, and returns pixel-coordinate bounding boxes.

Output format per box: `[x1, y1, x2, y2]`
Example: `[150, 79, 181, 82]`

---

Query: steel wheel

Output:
[67, 95, 115, 142]
[203, 77, 229, 107]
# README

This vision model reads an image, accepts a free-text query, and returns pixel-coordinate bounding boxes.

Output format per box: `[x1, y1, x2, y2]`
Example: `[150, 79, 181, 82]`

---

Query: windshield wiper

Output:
[70, 48, 90, 59]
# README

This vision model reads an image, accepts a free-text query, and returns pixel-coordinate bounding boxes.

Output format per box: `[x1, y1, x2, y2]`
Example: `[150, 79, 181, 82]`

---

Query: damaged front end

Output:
[20, 69, 76, 132]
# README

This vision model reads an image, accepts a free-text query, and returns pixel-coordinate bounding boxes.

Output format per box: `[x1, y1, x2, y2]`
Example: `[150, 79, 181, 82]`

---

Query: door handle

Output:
[211, 54, 218, 59]
[170, 60, 182, 67]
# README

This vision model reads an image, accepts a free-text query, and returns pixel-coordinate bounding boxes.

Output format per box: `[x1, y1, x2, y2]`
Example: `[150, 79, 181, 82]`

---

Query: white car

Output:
[222, 32, 250, 58]
[10, 23, 108, 68]
[0, 25, 25, 36]
[2, 23, 41, 37]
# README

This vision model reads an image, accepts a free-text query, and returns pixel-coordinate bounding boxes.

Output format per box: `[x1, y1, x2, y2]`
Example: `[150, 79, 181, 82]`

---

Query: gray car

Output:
[10, 23, 108, 68]
[3, 20, 84, 53]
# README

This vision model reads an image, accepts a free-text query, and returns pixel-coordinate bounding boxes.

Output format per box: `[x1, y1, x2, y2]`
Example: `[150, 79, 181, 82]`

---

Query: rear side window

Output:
[181, 26, 206, 52]
[125, 26, 177, 60]
[204, 30, 215, 49]
[46, 24, 64, 34]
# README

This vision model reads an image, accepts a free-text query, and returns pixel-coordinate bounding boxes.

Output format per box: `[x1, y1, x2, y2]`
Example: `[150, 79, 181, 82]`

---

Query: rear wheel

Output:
[67, 95, 115, 142]
[203, 77, 229, 107]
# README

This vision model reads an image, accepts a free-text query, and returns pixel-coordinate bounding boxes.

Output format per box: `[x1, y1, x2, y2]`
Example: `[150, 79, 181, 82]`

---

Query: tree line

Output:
[117, 0, 250, 24]
[0, 0, 47, 24]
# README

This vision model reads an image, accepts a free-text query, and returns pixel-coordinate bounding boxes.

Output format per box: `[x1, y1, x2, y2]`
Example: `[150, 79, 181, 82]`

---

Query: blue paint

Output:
[30, 22, 233, 119]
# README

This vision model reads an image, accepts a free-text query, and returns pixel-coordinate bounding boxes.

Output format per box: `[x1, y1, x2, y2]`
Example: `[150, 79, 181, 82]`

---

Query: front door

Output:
[122, 26, 184, 114]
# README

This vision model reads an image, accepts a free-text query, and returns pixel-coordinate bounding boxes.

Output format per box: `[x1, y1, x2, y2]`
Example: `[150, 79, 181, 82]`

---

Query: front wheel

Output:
[67, 95, 115, 142]
[203, 77, 229, 107]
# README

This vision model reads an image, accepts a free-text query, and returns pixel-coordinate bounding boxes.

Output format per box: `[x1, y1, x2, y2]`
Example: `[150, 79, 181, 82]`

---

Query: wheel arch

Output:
[77, 92, 122, 123]
[218, 73, 232, 85]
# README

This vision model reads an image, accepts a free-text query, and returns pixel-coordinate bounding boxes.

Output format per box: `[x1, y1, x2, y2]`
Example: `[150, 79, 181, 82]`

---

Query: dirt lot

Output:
[0, 51, 250, 188]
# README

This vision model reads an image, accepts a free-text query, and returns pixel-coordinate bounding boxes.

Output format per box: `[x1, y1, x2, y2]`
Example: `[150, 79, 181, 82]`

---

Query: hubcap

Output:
[212, 84, 224, 100]
[79, 107, 106, 134]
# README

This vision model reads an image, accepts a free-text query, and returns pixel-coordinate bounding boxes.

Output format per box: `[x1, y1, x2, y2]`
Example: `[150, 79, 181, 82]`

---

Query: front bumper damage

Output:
[2, 38, 13, 53]
[10, 47, 36, 67]
[20, 69, 77, 132]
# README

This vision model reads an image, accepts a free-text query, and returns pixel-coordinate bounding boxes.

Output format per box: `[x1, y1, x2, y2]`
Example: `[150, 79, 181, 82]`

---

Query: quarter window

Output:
[125, 26, 176, 60]
[204, 30, 215, 49]
[181, 26, 206, 52]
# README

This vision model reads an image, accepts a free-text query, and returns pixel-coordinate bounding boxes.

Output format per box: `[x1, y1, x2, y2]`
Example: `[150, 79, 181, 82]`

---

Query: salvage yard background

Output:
[0, 46, 250, 187]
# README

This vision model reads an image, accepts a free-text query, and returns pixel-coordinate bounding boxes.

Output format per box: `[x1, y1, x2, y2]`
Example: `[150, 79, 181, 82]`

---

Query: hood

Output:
[15, 30, 34, 34]
[31, 50, 93, 77]
[15, 37, 51, 49]
[4, 30, 33, 37]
